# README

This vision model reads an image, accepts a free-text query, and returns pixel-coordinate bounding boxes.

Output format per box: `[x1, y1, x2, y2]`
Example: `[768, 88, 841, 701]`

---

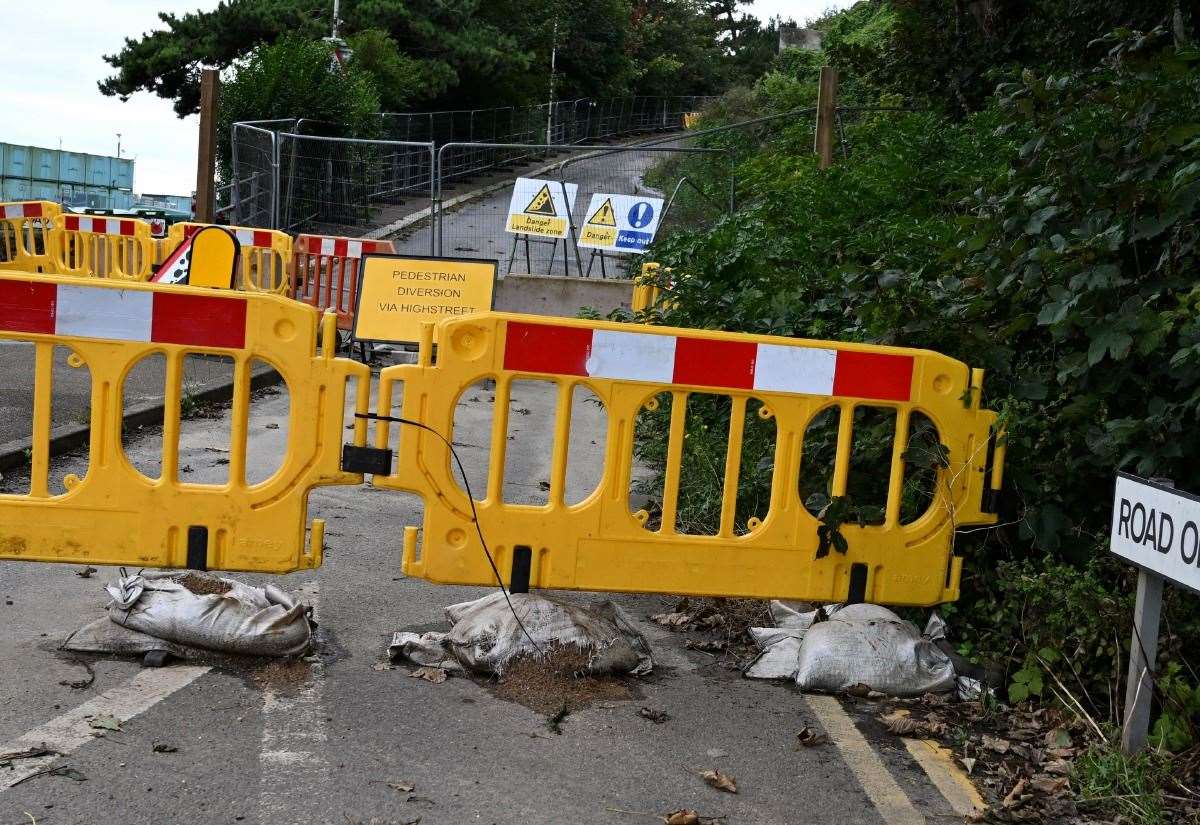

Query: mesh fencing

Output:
[434, 142, 732, 279]
[227, 120, 292, 228]
[378, 96, 715, 148]
[277, 133, 434, 251]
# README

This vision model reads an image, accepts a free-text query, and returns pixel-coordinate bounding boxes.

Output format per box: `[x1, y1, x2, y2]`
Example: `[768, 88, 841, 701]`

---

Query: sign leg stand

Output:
[1121, 568, 1164, 754]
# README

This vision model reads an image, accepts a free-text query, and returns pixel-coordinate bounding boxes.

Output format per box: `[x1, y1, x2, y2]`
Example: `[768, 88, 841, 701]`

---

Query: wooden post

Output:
[1121, 569, 1164, 753]
[194, 68, 219, 223]
[1120, 476, 1171, 755]
[814, 66, 838, 170]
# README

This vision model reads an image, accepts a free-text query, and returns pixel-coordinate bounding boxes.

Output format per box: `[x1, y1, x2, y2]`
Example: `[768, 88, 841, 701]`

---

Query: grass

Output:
[1073, 741, 1174, 825]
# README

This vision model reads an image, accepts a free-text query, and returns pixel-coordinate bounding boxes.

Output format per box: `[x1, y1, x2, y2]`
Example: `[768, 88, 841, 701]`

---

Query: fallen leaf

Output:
[982, 734, 1011, 754]
[88, 714, 122, 732]
[387, 780, 415, 793]
[638, 707, 670, 724]
[885, 716, 921, 736]
[1029, 775, 1069, 795]
[152, 742, 178, 754]
[1043, 758, 1071, 776]
[650, 612, 692, 629]
[960, 757, 976, 774]
[75, 566, 97, 578]
[686, 639, 727, 652]
[1001, 778, 1029, 809]
[409, 667, 447, 684]
[0, 746, 60, 762]
[844, 683, 872, 697]
[797, 726, 829, 746]
[664, 809, 700, 825]
[372, 662, 395, 672]
[701, 768, 737, 794]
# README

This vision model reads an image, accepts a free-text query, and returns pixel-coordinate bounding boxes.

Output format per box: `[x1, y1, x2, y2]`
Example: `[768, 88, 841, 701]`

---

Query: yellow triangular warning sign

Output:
[523, 184, 557, 216]
[587, 197, 617, 227]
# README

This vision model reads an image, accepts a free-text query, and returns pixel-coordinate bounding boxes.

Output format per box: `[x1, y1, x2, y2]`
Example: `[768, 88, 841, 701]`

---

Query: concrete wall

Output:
[493, 274, 633, 318]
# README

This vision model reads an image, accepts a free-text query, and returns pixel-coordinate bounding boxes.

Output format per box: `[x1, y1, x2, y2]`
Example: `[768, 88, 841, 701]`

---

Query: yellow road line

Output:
[903, 738, 987, 817]
[805, 695, 926, 825]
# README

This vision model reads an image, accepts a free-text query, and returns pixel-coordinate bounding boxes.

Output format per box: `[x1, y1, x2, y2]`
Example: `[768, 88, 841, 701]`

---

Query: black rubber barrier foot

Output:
[142, 650, 172, 668]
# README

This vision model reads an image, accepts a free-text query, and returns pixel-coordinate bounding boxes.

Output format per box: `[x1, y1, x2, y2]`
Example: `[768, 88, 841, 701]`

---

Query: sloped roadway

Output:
[0, 372, 980, 825]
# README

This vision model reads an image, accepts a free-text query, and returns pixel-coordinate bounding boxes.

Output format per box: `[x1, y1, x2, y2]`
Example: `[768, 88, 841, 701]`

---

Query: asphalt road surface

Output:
[0, 374, 979, 825]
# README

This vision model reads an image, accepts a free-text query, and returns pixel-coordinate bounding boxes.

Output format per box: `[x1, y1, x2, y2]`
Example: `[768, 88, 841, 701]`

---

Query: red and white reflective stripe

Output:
[234, 228, 277, 249]
[503, 321, 915, 402]
[0, 279, 247, 349]
[308, 236, 387, 258]
[62, 215, 138, 236]
[0, 202, 44, 220]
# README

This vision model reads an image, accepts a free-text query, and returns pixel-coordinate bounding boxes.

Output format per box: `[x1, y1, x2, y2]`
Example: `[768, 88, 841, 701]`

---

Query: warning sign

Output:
[579, 197, 618, 247]
[506, 177, 578, 239]
[352, 254, 497, 345]
[577, 193, 665, 253]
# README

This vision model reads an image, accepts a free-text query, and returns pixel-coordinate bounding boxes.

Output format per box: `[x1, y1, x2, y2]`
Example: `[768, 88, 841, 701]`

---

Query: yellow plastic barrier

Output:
[0, 201, 60, 272]
[0, 271, 369, 572]
[631, 262, 663, 314]
[369, 313, 1004, 606]
[51, 214, 155, 281]
[166, 222, 292, 294]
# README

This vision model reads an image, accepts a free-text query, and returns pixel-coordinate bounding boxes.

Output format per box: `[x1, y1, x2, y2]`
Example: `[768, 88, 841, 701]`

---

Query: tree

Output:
[216, 35, 380, 175]
[628, 0, 726, 95]
[345, 29, 447, 112]
[100, 0, 737, 118]
[101, 0, 529, 116]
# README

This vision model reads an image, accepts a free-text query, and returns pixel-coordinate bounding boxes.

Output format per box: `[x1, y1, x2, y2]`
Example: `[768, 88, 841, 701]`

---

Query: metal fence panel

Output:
[276, 134, 435, 254]
[228, 120, 294, 228]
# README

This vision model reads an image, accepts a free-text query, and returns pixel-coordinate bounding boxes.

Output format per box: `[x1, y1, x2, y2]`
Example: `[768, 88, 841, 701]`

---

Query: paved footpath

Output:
[0, 376, 980, 825]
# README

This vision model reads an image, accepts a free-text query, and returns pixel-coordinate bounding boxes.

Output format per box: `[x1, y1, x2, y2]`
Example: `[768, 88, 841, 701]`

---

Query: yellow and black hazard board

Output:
[580, 196, 618, 247]
[505, 177, 578, 239]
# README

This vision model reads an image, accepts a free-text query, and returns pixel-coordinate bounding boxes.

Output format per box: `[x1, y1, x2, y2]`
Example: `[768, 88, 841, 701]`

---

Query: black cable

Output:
[355, 412, 544, 655]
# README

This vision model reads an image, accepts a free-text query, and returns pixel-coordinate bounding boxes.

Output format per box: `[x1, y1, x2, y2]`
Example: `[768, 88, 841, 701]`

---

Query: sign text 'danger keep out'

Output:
[1111, 472, 1200, 594]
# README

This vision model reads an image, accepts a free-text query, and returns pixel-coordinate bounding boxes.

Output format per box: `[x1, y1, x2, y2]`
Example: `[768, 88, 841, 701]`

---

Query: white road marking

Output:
[805, 695, 926, 825]
[258, 582, 330, 823]
[0, 665, 210, 791]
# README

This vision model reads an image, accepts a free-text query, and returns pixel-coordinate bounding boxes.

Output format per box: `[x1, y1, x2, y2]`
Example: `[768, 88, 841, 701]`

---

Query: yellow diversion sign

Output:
[352, 254, 497, 345]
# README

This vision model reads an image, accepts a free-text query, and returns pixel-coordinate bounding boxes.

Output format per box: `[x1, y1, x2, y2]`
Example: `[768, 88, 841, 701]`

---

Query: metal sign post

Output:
[1109, 473, 1200, 754]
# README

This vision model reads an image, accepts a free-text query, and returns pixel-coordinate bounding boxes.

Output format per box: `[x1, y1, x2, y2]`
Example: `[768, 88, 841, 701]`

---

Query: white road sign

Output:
[578, 193, 665, 253]
[1111, 472, 1200, 594]
[505, 177, 578, 239]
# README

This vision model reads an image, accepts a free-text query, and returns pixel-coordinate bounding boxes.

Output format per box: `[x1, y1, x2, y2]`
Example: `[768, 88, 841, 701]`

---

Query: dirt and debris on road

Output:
[649, 596, 773, 666]
[490, 644, 635, 715]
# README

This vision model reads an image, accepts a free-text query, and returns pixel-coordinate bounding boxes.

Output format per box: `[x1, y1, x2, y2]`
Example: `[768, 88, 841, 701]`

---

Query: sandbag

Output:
[105, 571, 312, 658]
[389, 592, 654, 676]
[746, 601, 957, 696]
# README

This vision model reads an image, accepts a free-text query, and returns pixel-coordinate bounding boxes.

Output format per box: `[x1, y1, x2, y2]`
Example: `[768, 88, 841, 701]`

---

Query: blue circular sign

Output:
[627, 201, 654, 229]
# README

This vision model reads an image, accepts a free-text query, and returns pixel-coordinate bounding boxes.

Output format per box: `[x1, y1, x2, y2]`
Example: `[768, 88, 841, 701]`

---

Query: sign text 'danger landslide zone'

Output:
[1111, 472, 1200, 594]
[352, 254, 497, 345]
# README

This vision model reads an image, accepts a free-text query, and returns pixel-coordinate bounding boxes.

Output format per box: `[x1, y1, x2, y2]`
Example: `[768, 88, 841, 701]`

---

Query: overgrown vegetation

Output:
[636, 3, 1200, 815]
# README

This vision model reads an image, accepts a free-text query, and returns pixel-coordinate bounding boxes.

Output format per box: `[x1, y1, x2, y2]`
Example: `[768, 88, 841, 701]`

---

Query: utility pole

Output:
[331, 0, 341, 38]
[545, 17, 559, 146]
[116, 133, 122, 158]
[194, 68, 219, 223]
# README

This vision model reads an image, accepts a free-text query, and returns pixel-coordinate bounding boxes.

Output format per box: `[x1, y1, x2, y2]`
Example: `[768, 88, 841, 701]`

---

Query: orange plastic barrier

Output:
[292, 234, 396, 330]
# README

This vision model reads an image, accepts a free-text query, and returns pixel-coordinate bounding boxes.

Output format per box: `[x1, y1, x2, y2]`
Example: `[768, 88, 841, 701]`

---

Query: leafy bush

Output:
[639, 29, 1200, 704]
